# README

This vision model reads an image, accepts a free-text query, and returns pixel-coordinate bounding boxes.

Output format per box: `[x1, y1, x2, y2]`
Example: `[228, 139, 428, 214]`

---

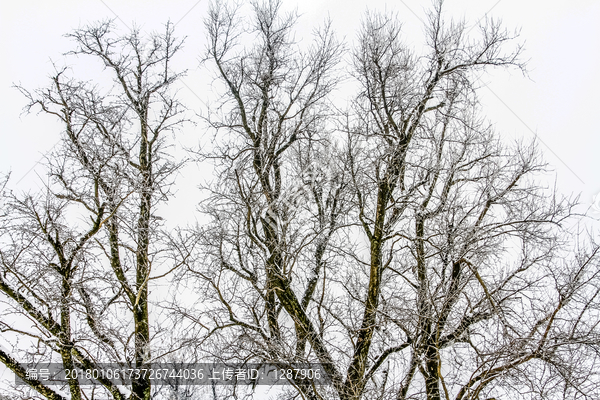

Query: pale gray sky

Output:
[1, 0, 599, 216]
[1, 0, 600, 392]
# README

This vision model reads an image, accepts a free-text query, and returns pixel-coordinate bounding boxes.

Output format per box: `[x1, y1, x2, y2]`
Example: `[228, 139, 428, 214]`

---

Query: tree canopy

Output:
[1, 1, 599, 400]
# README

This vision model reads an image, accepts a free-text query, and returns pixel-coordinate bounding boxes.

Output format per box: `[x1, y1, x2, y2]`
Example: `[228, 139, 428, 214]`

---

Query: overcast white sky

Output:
[1, 0, 600, 392]
[1, 0, 599, 219]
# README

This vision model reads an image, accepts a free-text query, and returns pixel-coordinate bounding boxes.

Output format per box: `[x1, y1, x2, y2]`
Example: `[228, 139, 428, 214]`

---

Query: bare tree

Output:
[0, 21, 186, 400]
[185, 0, 347, 398]
[339, 6, 600, 400]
